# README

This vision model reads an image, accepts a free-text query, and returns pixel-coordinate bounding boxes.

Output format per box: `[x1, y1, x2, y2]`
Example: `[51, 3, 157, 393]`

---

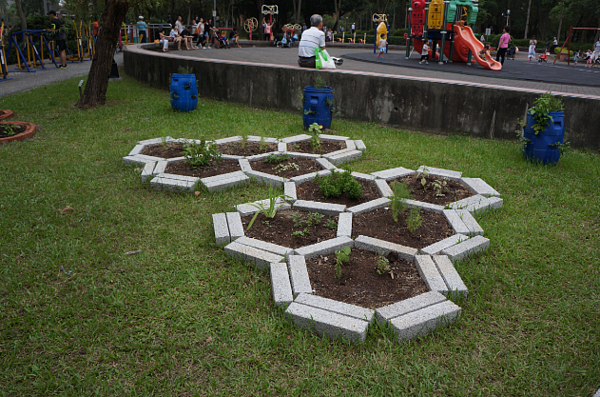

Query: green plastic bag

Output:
[315, 48, 323, 69]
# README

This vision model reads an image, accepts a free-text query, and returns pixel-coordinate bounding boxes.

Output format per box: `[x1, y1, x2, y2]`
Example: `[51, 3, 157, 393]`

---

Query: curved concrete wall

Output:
[124, 45, 600, 150]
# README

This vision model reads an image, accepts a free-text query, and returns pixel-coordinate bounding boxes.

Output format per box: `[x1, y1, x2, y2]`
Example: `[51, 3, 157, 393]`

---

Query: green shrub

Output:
[183, 140, 221, 168]
[316, 170, 363, 200]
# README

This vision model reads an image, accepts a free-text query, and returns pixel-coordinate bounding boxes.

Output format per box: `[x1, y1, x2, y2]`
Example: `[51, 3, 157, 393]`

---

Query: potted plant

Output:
[170, 66, 198, 112]
[302, 75, 333, 130]
[522, 92, 565, 165]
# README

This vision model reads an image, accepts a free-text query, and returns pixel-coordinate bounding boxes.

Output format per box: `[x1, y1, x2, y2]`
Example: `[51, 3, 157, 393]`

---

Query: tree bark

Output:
[15, 0, 26, 30]
[523, 0, 532, 39]
[78, 0, 129, 108]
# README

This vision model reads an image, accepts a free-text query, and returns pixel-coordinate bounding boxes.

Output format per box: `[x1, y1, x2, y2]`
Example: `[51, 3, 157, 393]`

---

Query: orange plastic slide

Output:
[453, 24, 502, 71]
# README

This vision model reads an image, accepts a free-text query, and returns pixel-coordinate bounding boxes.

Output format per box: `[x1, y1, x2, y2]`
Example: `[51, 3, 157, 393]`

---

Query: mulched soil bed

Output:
[242, 210, 338, 249]
[164, 159, 240, 178]
[288, 140, 345, 155]
[218, 141, 278, 156]
[141, 143, 184, 158]
[296, 179, 381, 206]
[0, 123, 27, 139]
[351, 207, 454, 249]
[249, 157, 323, 179]
[390, 174, 473, 206]
[306, 249, 429, 309]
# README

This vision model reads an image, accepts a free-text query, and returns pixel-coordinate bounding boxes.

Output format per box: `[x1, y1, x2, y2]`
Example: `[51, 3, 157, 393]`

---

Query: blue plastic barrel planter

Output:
[170, 73, 198, 112]
[523, 111, 565, 165]
[302, 86, 333, 130]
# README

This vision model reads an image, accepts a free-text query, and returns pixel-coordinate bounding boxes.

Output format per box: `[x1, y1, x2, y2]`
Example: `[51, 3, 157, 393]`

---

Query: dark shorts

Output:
[298, 56, 316, 68]
[56, 39, 67, 52]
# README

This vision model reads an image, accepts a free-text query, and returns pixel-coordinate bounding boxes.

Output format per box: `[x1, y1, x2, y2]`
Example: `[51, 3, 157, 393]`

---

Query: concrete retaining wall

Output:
[124, 45, 600, 150]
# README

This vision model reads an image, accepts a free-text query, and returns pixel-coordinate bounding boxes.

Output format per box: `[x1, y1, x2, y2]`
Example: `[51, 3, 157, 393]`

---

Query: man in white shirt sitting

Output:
[298, 14, 326, 68]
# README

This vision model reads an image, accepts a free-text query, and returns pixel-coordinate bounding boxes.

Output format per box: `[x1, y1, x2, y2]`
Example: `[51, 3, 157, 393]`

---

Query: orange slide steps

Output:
[452, 24, 502, 71]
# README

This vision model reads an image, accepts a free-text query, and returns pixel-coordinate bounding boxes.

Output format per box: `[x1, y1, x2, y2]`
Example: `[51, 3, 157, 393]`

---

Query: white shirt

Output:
[169, 29, 179, 38]
[298, 26, 325, 57]
[175, 20, 184, 34]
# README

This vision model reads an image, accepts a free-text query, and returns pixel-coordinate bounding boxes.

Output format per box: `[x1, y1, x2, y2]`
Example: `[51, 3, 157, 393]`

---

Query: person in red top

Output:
[495, 26, 510, 66]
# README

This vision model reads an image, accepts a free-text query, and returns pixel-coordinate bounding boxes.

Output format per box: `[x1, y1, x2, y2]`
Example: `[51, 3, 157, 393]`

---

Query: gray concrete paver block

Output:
[292, 200, 346, 216]
[448, 194, 487, 210]
[337, 212, 353, 237]
[315, 157, 337, 170]
[239, 159, 252, 172]
[460, 177, 500, 197]
[344, 140, 356, 150]
[236, 198, 291, 217]
[215, 136, 242, 145]
[417, 166, 462, 180]
[221, 154, 244, 160]
[375, 291, 447, 324]
[150, 176, 196, 192]
[390, 300, 461, 341]
[295, 293, 374, 322]
[287, 255, 312, 296]
[224, 241, 285, 269]
[442, 235, 490, 261]
[354, 140, 366, 152]
[284, 182, 297, 202]
[319, 134, 349, 141]
[246, 170, 287, 187]
[371, 167, 416, 181]
[235, 236, 294, 257]
[281, 134, 311, 144]
[294, 236, 354, 259]
[347, 197, 391, 215]
[351, 171, 376, 181]
[154, 160, 167, 175]
[202, 171, 250, 192]
[414, 255, 448, 295]
[455, 209, 484, 236]
[285, 302, 369, 343]
[212, 213, 230, 246]
[486, 196, 503, 210]
[420, 234, 469, 255]
[283, 152, 322, 159]
[326, 150, 363, 165]
[278, 142, 287, 152]
[270, 262, 294, 308]
[405, 199, 445, 213]
[354, 235, 418, 261]
[432, 255, 468, 298]
[141, 161, 156, 183]
[226, 212, 245, 241]
[443, 210, 470, 235]
[290, 170, 332, 184]
[128, 144, 145, 156]
[138, 137, 172, 145]
[375, 179, 393, 197]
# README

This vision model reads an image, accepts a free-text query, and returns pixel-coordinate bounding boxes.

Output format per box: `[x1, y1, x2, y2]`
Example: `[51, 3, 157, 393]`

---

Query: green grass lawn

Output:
[1, 75, 599, 396]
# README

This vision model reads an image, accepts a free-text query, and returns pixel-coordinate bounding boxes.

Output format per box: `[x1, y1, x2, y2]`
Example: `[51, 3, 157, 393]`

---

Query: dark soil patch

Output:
[306, 249, 429, 309]
[390, 174, 473, 206]
[288, 140, 345, 155]
[351, 207, 454, 249]
[296, 179, 381, 206]
[141, 143, 184, 158]
[242, 210, 338, 249]
[219, 141, 277, 156]
[250, 157, 323, 179]
[165, 159, 240, 178]
[0, 123, 27, 139]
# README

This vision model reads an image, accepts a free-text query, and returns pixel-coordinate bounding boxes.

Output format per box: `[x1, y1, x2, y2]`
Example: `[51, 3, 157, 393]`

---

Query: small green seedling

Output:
[183, 140, 222, 168]
[264, 153, 290, 164]
[334, 246, 351, 279]
[308, 123, 322, 152]
[245, 186, 292, 230]
[258, 136, 267, 151]
[390, 182, 411, 222]
[407, 208, 422, 234]
[275, 162, 299, 174]
[324, 219, 337, 230]
[419, 167, 430, 190]
[432, 178, 448, 197]
[376, 254, 391, 275]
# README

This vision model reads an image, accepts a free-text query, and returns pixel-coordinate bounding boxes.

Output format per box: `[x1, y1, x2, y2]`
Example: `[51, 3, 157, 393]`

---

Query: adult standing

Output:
[206, 19, 214, 49]
[528, 35, 537, 61]
[551, 36, 558, 53]
[297, 14, 325, 68]
[137, 16, 147, 43]
[46, 10, 67, 69]
[593, 38, 600, 62]
[195, 18, 205, 48]
[495, 26, 510, 66]
[175, 16, 184, 35]
[351, 23, 355, 35]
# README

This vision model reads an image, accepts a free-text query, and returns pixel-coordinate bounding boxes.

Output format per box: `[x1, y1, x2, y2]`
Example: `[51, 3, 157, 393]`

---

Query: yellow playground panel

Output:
[428, 0, 445, 30]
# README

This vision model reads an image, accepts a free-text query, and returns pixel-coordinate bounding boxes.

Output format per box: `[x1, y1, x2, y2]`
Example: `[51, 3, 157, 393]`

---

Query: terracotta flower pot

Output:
[0, 109, 15, 121]
[0, 121, 39, 144]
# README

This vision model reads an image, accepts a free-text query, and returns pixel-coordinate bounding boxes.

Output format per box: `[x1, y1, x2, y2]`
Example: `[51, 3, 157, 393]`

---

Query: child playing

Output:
[419, 41, 430, 65]
[585, 49, 594, 68]
[573, 50, 580, 66]
[479, 44, 491, 61]
[378, 34, 387, 58]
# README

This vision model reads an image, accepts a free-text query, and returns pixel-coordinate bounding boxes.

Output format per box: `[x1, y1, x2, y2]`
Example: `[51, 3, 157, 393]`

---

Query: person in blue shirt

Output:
[137, 16, 147, 43]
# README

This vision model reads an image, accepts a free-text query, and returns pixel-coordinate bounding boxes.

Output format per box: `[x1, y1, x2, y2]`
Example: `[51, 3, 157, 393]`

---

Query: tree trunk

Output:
[523, 0, 532, 39]
[333, 0, 342, 32]
[15, 0, 26, 30]
[556, 7, 564, 41]
[78, 0, 129, 108]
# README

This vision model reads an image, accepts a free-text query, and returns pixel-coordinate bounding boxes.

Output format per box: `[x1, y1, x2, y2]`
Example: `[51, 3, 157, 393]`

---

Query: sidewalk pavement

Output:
[0, 52, 123, 99]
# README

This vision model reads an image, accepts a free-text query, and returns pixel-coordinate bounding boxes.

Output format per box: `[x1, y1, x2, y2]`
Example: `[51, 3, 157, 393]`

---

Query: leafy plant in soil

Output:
[334, 246, 351, 279]
[0, 123, 17, 136]
[390, 181, 411, 222]
[431, 178, 449, 197]
[290, 212, 325, 236]
[407, 208, 422, 234]
[419, 167, 430, 190]
[245, 186, 291, 230]
[274, 162, 299, 174]
[324, 219, 337, 230]
[182, 140, 221, 168]
[376, 254, 391, 276]
[308, 123, 322, 152]
[529, 92, 564, 135]
[264, 153, 290, 164]
[316, 170, 363, 200]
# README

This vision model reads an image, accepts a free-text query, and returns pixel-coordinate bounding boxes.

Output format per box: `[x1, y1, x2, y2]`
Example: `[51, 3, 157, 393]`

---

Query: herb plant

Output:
[316, 170, 363, 200]
[308, 123, 322, 152]
[0, 123, 17, 136]
[419, 167, 430, 191]
[264, 153, 290, 164]
[431, 178, 448, 197]
[324, 219, 337, 230]
[529, 92, 564, 135]
[407, 208, 422, 234]
[376, 254, 391, 275]
[183, 140, 222, 168]
[274, 162, 299, 174]
[334, 246, 351, 279]
[390, 182, 411, 222]
[245, 186, 291, 230]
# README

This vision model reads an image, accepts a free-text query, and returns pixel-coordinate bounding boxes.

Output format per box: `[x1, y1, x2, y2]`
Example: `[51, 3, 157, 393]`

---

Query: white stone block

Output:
[390, 300, 461, 341]
[420, 234, 469, 255]
[141, 161, 156, 183]
[295, 293, 374, 322]
[414, 255, 448, 295]
[460, 177, 500, 197]
[351, 171, 376, 182]
[347, 197, 391, 215]
[246, 170, 287, 187]
[337, 212, 352, 237]
[344, 140, 356, 150]
[375, 179, 393, 197]
[443, 210, 470, 235]
[354, 235, 418, 261]
[284, 182, 297, 202]
[371, 167, 415, 181]
[287, 255, 312, 297]
[375, 291, 447, 324]
[319, 134, 349, 141]
[212, 213, 230, 246]
[226, 212, 244, 241]
[270, 262, 294, 308]
[215, 136, 242, 145]
[432, 255, 468, 298]
[292, 200, 346, 216]
[455, 209, 484, 236]
[239, 159, 252, 172]
[128, 144, 145, 156]
[224, 241, 284, 269]
[281, 134, 311, 144]
[294, 236, 354, 259]
[290, 170, 332, 184]
[354, 140, 366, 152]
[235, 236, 294, 257]
[417, 166, 462, 181]
[315, 157, 337, 170]
[441, 235, 490, 261]
[405, 199, 445, 213]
